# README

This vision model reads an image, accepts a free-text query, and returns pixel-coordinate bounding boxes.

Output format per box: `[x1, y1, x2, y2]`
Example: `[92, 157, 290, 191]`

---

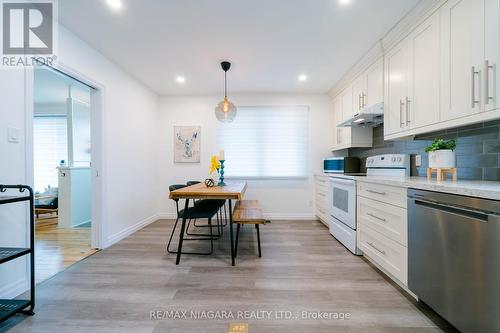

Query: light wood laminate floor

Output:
[3, 219, 457, 332]
[35, 220, 98, 283]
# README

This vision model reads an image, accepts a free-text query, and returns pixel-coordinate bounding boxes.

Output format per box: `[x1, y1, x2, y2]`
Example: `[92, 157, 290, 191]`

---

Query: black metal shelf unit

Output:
[0, 185, 35, 323]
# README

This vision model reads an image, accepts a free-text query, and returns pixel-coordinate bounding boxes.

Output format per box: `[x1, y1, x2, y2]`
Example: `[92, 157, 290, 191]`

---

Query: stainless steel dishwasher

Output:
[408, 189, 500, 333]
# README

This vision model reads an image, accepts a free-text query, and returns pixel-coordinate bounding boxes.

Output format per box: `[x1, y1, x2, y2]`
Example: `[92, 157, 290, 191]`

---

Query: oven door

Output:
[329, 177, 356, 229]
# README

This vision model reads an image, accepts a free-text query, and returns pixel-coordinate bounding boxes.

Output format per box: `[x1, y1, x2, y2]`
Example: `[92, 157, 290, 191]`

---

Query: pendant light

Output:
[215, 61, 237, 122]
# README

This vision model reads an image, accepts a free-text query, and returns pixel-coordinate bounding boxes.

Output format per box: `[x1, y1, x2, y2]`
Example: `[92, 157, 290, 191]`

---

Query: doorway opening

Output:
[32, 66, 98, 283]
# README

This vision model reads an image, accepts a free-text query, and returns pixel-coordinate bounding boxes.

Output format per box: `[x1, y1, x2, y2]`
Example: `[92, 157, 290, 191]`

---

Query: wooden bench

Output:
[232, 200, 266, 257]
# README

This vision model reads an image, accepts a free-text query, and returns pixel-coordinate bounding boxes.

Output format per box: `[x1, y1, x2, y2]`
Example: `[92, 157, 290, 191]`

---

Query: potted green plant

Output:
[425, 139, 456, 168]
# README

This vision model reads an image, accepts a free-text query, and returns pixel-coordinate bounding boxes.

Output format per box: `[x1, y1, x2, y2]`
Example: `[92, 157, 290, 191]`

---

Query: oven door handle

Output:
[329, 178, 356, 186]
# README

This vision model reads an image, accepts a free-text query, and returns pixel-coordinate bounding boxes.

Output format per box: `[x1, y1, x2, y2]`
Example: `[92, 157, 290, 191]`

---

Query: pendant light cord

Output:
[224, 70, 227, 98]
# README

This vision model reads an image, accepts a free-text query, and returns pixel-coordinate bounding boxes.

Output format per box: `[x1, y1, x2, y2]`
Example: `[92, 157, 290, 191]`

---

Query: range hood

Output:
[337, 102, 384, 127]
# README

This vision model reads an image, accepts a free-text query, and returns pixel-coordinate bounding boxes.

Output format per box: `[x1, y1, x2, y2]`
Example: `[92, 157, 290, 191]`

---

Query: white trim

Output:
[27, 61, 107, 250]
[104, 214, 159, 248]
[0, 278, 29, 299]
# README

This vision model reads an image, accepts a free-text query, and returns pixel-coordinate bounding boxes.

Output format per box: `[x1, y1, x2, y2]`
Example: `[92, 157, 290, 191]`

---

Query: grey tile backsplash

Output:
[346, 120, 500, 181]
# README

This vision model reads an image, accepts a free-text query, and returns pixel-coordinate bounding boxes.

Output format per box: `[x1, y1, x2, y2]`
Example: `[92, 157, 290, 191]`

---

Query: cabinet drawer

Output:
[359, 225, 408, 285]
[357, 182, 407, 208]
[358, 197, 407, 246]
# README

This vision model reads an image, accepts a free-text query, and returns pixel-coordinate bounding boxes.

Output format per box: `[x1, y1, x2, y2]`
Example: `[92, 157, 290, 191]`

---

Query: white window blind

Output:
[34, 116, 68, 192]
[217, 106, 309, 178]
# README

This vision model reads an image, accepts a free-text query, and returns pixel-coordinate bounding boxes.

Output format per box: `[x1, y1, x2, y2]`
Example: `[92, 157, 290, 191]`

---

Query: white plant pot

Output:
[428, 150, 456, 168]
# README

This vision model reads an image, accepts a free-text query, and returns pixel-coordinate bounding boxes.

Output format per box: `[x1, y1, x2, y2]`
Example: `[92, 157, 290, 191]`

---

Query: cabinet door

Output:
[408, 10, 441, 128]
[440, 0, 485, 120]
[340, 88, 352, 144]
[365, 58, 384, 106]
[484, 0, 500, 112]
[332, 96, 342, 147]
[351, 75, 365, 113]
[384, 41, 409, 136]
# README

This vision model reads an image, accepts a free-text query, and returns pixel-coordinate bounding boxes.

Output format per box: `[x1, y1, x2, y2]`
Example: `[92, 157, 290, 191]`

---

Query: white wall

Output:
[56, 26, 160, 245]
[0, 69, 31, 298]
[0, 25, 159, 297]
[158, 94, 333, 219]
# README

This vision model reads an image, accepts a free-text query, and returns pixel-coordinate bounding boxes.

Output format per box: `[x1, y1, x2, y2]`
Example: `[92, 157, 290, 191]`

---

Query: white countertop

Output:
[315, 172, 500, 200]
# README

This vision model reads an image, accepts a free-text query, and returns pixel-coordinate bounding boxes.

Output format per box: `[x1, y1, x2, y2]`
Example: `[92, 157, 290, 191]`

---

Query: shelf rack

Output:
[0, 185, 35, 324]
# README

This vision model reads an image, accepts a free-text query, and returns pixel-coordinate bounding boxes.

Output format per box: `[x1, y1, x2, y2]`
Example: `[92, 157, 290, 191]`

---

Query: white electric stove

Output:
[328, 154, 410, 255]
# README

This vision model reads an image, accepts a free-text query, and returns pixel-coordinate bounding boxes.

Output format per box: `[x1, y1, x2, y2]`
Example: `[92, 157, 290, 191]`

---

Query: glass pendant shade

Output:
[215, 97, 237, 122]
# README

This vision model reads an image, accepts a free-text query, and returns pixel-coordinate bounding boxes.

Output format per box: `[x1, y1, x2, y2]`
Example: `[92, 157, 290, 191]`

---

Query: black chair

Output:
[166, 184, 221, 256]
[185, 181, 227, 236]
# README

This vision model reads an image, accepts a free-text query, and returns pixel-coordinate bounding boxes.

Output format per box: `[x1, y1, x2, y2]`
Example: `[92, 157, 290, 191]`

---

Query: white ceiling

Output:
[58, 0, 419, 95]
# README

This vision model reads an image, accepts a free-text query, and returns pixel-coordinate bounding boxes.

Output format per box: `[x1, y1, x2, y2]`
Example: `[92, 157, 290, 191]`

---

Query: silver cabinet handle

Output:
[318, 193, 326, 197]
[367, 241, 386, 255]
[358, 94, 362, 110]
[399, 99, 405, 127]
[367, 189, 387, 195]
[485, 60, 494, 105]
[471, 66, 480, 108]
[405, 97, 411, 126]
[362, 93, 367, 108]
[367, 212, 387, 222]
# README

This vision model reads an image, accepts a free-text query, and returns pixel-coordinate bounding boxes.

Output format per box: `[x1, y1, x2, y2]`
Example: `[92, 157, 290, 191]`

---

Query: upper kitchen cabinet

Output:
[407, 9, 441, 129]
[384, 40, 409, 137]
[331, 87, 373, 151]
[384, 8, 450, 139]
[352, 58, 384, 115]
[484, 0, 500, 112]
[440, 0, 485, 120]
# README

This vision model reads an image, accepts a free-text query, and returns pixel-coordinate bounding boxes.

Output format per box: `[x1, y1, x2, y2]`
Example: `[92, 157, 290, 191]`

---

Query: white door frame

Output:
[25, 61, 106, 249]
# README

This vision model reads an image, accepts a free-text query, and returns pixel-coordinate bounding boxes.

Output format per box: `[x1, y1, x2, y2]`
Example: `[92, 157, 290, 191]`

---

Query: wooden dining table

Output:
[169, 180, 247, 266]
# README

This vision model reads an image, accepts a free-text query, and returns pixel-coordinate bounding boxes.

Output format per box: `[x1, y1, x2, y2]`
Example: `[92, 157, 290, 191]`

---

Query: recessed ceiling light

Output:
[176, 76, 186, 84]
[106, 0, 123, 10]
[339, 0, 352, 5]
[298, 74, 307, 82]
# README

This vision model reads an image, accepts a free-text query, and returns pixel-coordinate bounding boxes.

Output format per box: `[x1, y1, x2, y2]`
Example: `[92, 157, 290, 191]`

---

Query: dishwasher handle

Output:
[414, 199, 493, 222]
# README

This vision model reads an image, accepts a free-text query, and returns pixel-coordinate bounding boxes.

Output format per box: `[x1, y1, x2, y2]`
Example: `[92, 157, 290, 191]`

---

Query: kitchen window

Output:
[217, 105, 309, 178]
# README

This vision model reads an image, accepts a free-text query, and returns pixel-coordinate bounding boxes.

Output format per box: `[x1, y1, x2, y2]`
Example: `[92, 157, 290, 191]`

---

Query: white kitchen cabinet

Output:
[408, 10, 441, 129]
[332, 96, 342, 147]
[385, 10, 441, 137]
[340, 87, 353, 144]
[351, 58, 384, 115]
[315, 176, 330, 227]
[357, 181, 408, 286]
[351, 75, 365, 114]
[365, 58, 384, 107]
[440, 0, 485, 120]
[331, 89, 373, 151]
[484, 0, 500, 112]
[384, 41, 409, 136]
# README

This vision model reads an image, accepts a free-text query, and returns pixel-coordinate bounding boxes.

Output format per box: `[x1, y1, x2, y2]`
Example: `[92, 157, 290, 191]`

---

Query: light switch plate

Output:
[415, 155, 422, 167]
[7, 127, 20, 143]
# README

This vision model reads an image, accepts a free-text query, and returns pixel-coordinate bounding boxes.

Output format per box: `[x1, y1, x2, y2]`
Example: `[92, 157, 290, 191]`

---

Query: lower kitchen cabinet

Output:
[357, 181, 408, 286]
[315, 175, 330, 227]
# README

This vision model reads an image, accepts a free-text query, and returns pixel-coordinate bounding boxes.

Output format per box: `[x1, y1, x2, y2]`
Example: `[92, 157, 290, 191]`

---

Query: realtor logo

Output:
[2, 1, 53, 54]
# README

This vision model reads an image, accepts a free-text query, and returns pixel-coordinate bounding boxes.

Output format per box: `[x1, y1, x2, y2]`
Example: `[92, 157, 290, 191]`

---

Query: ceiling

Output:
[58, 0, 419, 95]
[34, 67, 91, 106]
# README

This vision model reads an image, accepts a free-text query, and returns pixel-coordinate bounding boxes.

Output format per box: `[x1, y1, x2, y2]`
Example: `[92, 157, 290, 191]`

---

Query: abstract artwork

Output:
[174, 126, 201, 163]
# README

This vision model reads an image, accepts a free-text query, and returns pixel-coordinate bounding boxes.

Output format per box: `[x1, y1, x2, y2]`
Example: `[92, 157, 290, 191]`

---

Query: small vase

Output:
[428, 150, 456, 168]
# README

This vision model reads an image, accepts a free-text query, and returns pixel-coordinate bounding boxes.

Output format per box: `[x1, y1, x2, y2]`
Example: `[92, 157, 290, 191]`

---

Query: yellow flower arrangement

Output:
[209, 155, 221, 174]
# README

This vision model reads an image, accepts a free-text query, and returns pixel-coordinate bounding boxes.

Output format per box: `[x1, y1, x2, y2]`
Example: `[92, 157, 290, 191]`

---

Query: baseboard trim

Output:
[0, 278, 29, 299]
[157, 212, 315, 221]
[105, 214, 159, 248]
